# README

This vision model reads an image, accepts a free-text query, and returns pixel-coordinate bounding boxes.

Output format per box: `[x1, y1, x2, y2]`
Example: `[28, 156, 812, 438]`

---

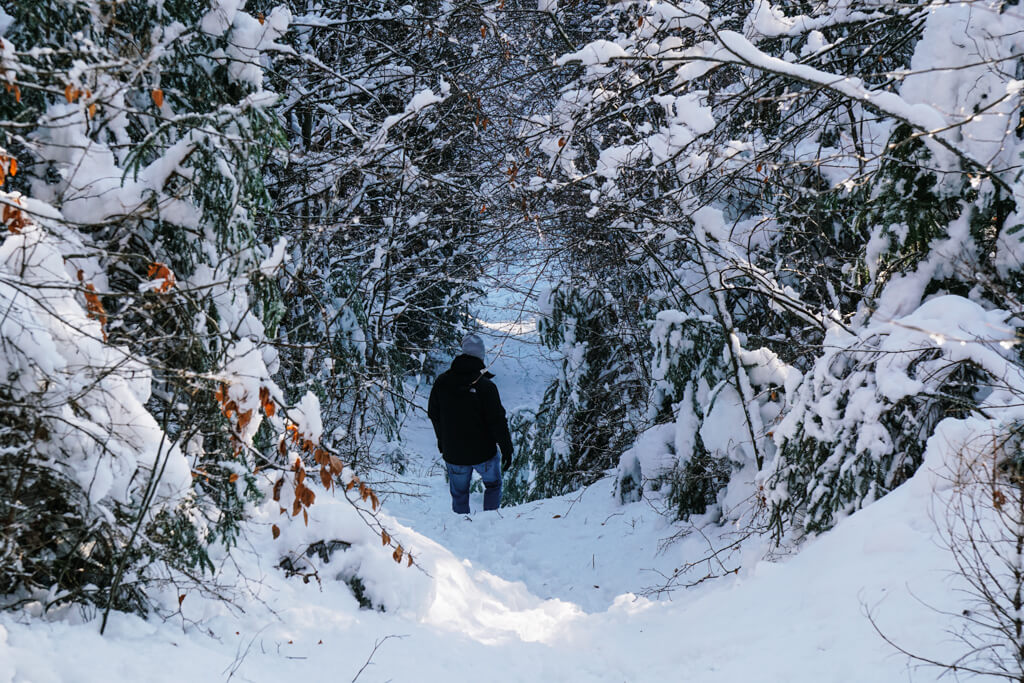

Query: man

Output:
[428, 333, 514, 514]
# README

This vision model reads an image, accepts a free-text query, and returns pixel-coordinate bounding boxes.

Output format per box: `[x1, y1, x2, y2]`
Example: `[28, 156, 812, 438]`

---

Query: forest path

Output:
[384, 270, 697, 615]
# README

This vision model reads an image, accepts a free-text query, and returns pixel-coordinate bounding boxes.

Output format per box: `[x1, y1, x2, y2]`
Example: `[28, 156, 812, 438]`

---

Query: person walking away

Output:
[428, 334, 514, 514]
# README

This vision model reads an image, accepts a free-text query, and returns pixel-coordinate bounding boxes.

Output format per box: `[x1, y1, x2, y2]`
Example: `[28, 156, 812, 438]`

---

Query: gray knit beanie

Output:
[460, 333, 486, 362]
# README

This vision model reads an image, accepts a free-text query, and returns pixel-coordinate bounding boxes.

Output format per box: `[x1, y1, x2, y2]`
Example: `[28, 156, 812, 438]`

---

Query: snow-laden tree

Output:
[512, 0, 1024, 535]
[0, 0, 318, 616]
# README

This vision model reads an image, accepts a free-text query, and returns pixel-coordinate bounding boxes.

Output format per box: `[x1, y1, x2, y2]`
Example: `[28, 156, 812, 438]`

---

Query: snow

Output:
[368, 88, 448, 151]
[259, 236, 289, 276]
[556, 40, 628, 67]
[0, 433, 961, 681]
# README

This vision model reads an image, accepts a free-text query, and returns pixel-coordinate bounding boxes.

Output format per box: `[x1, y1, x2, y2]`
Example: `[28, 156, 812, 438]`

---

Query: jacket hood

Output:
[450, 354, 494, 381]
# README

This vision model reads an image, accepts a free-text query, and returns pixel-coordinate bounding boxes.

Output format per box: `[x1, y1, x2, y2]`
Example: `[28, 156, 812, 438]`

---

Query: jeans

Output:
[446, 454, 501, 514]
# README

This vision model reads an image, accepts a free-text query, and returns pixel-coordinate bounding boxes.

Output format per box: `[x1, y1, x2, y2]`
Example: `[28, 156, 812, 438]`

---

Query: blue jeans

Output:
[446, 454, 501, 514]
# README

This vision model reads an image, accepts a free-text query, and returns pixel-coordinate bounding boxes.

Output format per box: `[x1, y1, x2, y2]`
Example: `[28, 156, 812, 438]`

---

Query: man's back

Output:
[428, 353, 513, 467]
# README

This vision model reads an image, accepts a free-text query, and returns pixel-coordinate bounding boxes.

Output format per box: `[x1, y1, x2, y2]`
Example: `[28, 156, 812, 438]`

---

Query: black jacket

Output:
[428, 354, 514, 466]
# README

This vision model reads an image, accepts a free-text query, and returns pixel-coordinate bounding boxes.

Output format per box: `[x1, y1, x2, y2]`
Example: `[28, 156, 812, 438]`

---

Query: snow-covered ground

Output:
[0, 281, 962, 682]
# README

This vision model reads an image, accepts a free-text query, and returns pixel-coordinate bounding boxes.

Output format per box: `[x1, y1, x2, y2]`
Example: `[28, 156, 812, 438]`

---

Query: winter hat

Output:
[460, 333, 486, 362]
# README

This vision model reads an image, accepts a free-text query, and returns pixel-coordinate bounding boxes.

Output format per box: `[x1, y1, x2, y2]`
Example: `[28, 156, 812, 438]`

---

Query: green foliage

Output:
[505, 281, 647, 504]
[0, 0, 289, 616]
[769, 350, 985, 536]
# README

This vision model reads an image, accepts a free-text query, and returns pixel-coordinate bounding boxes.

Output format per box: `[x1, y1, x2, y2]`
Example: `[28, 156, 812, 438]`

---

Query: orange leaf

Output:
[88, 102, 96, 118]
[178, 594, 186, 606]
[13, 85, 19, 103]
[292, 497, 302, 516]
[481, 25, 486, 38]
[151, 88, 164, 108]
[407, 553, 413, 567]
[370, 491, 379, 511]
[257, 12, 265, 24]
[272, 524, 280, 539]
[557, 137, 566, 147]
[237, 409, 253, 429]
[381, 530, 390, 546]
[329, 455, 344, 475]
[272, 476, 284, 502]
[8, 157, 16, 176]
[303, 508, 309, 526]
[147, 262, 175, 292]
[259, 386, 270, 404]
[319, 467, 332, 489]
[64, 84, 74, 103]
[229, 473, 239, 483]
[264, 401, 276, 417]
[392, 545, 404, 564]
[278, 439, 288, 456]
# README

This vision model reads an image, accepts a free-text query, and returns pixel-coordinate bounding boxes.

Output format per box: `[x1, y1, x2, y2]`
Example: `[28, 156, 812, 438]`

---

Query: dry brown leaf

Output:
[329, 455, 344, 475]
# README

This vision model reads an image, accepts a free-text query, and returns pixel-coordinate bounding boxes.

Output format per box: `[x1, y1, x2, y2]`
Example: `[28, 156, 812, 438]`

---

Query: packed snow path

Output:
[0, 287, 962, 682]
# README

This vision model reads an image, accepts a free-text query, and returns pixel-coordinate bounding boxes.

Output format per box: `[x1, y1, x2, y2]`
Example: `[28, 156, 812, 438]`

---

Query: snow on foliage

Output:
[0, 0, 416, 620]
[515, 0, 1024, 544]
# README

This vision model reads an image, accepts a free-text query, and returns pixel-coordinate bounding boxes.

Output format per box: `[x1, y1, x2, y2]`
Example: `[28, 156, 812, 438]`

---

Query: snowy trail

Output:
[0, 280, 960, 682]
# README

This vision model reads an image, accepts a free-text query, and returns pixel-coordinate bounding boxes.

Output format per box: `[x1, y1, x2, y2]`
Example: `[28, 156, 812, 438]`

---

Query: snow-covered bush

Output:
[0, 0, 301, 615]
[506, 279, 648, 504]
[0, 200, 194, 612]
[765, 298, 1013, 535]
